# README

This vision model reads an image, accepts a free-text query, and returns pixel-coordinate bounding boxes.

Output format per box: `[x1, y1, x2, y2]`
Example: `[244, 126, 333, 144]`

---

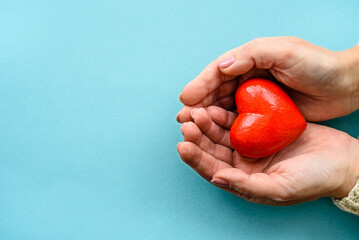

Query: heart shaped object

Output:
[230, 78, 307, 158]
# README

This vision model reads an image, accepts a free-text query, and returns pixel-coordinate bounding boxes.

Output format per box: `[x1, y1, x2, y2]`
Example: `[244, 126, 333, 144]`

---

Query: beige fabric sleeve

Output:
[333, 179, 359, 215]
[332, 135, 359, 215]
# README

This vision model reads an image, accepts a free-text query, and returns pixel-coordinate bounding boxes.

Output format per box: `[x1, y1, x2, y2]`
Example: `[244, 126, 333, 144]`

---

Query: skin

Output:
[177, 37, 359, 205]
[177, 37, 359, 122]
[178, 107, 359, 205]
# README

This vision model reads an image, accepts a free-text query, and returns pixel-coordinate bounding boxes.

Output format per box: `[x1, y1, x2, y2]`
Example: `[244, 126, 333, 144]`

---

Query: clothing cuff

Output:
[332, 135, 359, 215]
[332, 179, 359, 215]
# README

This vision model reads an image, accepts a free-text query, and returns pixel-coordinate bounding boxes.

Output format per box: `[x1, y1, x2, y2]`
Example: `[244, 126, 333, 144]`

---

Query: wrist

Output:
[331, 136, 359, 199]
[338, 45, 359, 112]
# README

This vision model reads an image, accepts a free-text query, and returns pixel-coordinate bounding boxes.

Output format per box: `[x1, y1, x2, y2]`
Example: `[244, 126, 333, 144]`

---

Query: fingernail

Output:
[211, 178, 230, 187]
[218, 56, 235, 68]
[190, 108, 197, 119]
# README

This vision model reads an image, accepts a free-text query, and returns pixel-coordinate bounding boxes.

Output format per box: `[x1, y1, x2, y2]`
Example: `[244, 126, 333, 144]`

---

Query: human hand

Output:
[177, 37, 359, 122]
[177, 107, 359, 205]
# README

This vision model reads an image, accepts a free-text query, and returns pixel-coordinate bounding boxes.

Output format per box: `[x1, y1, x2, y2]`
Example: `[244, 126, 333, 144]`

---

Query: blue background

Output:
[0, 0, 358, 239]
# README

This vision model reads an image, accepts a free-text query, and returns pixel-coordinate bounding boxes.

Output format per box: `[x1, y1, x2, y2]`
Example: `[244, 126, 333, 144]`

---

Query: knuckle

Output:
[241, 38, 260, 53]
[284, 36, 297, 41]
[251, 37, 262, 44]
[288, 36, 303, 43]
[280, 36, 302, 44]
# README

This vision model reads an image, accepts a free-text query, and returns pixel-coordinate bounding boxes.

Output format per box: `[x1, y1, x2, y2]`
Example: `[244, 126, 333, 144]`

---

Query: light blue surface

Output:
[0, 0, 358, 239]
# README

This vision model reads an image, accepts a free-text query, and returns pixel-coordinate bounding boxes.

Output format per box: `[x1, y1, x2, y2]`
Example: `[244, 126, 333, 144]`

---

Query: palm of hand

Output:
[178, 106, 353, 205]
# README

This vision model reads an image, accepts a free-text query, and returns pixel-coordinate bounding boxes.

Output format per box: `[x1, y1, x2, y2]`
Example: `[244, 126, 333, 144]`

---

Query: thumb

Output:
[212, 168, 292, 202]
[217, 37, 298, 76]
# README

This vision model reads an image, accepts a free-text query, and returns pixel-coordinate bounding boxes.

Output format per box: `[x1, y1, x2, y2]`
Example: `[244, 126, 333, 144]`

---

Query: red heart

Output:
[230, 78, 307, 158]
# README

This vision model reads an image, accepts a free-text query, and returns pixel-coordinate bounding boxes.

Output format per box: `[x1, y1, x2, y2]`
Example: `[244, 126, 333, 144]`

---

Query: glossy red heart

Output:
[230, 78, 307, 158]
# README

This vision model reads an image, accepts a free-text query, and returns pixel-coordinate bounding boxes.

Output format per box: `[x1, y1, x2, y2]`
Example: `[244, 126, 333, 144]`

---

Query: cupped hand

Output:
[177, 106, 359, 205]
[177, 37, 359, 122]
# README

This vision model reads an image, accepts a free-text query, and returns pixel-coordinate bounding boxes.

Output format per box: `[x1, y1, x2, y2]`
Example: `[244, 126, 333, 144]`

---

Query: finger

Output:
[230, 189, 308, 206]
[176, 105, 194, 123]
[216, 79, 238, 99]
[179, 37, 298, 106]
[177, 142, 231, 181]
[196, 79, 237, 106]
[179, 50, 242, 105]
[205, 107, 261, 164]
[191, 108, 232, 148]
[176, 80, 238, 123]
[237, 194, 302, 206]
[218, 37, 299, 76]
[212, 183, 301, 206]
[231, 192, 287, 206]
[177, 95, 236, 123]
[212, 95, 236, 110]
[206, 106, 237, 129]
[212, 168, 293, 202]
[181, 122, 233, 164]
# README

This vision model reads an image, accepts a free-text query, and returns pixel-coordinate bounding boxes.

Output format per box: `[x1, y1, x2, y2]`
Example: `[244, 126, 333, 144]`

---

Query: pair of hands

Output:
[177, 37, 359, 205]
